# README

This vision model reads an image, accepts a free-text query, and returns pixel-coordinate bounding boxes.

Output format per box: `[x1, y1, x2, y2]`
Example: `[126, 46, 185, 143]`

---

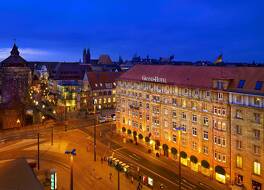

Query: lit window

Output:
[100, 83, 103, 87]
[172, 122, 177, 130]
[203, 131, 208, 140]
[192, 127, 197, 136]
[172, 135, 177, 143]
[94, 99, 97, 104]
[95, 83, 98, 87]
[172, 110, 177, 117]
[217, 93, 223, 100]
[108, 98, 111, 103]
[182, 99, 186, 107]
[254, 97, 261, 106]
[253, 161, 261, 175]
[192, 115, 197, 123]
[202, 103, 207, 111]
[203, 146, 208, 154]
[113, 97, 116, 102]
[236, 155, 243, 168]
[203, 117, 209, 126]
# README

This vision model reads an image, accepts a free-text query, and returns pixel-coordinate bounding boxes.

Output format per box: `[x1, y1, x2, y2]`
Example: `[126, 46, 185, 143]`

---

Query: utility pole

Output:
[37, 132, 40, 170]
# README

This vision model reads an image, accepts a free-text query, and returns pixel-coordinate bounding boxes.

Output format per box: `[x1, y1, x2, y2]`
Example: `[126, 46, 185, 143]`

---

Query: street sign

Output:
[50, 169, 57, 190]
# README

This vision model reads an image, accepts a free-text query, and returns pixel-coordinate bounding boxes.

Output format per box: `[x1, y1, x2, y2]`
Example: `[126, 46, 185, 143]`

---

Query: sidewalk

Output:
[28, 130, 150, 190]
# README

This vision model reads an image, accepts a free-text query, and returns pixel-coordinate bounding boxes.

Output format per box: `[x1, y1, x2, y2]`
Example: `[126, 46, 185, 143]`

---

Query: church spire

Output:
[11, 43, 20, 56]
[83, 48, 87, 64]
[86, 48, 91, 64]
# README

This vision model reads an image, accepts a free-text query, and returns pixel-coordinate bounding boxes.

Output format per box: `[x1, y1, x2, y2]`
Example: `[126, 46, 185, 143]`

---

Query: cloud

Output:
[0, 47, 51, 61]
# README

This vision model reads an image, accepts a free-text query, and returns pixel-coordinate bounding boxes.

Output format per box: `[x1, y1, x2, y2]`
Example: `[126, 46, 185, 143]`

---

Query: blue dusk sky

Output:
[0, 0, 263, 62]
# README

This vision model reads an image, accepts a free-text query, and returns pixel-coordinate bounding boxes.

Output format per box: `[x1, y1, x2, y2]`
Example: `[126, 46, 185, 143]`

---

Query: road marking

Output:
[128, 154, 139, 160]
[114, 152, 195, 189]
[113, 147, 124, 151]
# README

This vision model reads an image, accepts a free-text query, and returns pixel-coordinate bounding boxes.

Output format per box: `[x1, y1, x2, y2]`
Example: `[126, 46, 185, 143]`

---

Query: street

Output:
[0, 119, 229, 190]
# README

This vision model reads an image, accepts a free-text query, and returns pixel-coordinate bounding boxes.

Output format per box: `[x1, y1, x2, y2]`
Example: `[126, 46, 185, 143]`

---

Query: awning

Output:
[201, 160, 210, 169]
[180, 151, 187, 159]
[190, 155, 198, 164]
[215, 166, 226, 175]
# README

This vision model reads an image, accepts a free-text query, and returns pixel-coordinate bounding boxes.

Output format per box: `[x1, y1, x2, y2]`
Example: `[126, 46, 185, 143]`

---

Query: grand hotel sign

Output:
[141, 75, 167, 83]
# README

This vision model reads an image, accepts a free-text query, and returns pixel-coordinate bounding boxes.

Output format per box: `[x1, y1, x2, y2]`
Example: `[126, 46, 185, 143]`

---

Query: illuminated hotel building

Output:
[116, 65, 264, 189]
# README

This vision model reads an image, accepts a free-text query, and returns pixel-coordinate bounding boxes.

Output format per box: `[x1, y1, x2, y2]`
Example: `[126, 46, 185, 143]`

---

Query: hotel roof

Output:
[119, 65, 264, 95]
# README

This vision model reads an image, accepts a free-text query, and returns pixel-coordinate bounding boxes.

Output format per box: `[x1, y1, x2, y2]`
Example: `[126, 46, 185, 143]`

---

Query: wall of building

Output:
[116, 80, 264, 189]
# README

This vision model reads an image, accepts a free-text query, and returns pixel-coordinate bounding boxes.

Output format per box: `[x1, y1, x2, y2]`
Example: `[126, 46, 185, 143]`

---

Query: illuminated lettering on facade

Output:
[141, 75, 167, 83]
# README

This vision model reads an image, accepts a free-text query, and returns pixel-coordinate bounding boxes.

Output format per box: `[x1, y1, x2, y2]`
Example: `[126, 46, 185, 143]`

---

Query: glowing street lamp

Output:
[65, 149, 76, 190]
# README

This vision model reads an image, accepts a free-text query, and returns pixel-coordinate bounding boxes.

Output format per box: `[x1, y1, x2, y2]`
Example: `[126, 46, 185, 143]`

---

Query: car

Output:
[98, 116, 106, 123]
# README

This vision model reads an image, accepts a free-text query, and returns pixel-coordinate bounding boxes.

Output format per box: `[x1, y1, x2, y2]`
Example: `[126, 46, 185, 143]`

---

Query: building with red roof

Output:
[116, 64, 264, 190]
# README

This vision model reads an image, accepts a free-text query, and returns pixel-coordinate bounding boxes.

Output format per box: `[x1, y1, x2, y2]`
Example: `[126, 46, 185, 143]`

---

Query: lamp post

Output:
[65, 149, 76, 190]
[175, 127, 184, 190]
[94, 117, 97, 162]
[37, 132, 40, 170]
[115, 163, 123, 190]
[93, 103, 97, 162]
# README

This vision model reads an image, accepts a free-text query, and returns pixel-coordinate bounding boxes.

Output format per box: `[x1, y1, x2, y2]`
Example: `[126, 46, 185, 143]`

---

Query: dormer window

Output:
[217, 81, 224, 89]
[237, 80, 245, 89]
[255, 81, 263, 90]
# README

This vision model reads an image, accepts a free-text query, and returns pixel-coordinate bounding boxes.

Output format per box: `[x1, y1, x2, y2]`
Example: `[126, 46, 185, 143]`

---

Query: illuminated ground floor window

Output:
[190, 162, 198, 172]
[201, 167, 210, 176]
[181, 158, 188, 166]
[215, 173, 226, 184]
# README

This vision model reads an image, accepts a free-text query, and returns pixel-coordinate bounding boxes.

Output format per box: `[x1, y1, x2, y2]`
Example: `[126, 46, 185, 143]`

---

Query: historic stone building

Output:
[116, 65, 264, 190]
[0, 44, 32, 129]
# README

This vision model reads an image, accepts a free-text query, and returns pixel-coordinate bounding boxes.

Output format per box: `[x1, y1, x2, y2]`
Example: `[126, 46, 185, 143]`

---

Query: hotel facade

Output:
[115, 65, 264, 190]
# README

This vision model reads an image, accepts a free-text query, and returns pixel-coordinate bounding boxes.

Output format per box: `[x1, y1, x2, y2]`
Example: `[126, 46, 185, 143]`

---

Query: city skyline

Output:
[0, 0, 264, 62]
